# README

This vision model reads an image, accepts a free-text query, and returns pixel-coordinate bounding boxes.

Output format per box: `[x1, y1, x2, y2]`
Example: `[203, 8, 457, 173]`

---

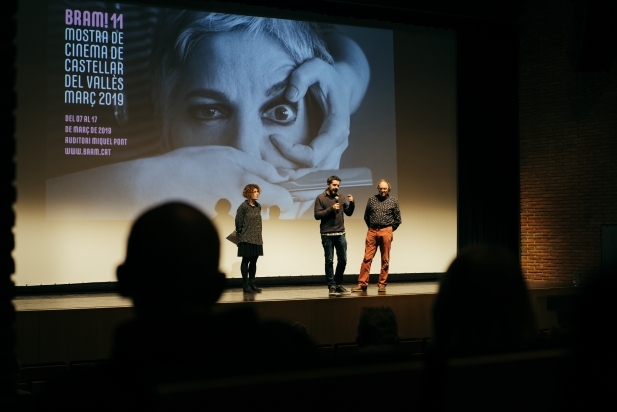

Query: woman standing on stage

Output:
[236, 184, 264, 293]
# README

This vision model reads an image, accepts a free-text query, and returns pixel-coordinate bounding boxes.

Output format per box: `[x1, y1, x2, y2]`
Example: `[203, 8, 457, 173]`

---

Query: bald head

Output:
[117, 202, 224, 315]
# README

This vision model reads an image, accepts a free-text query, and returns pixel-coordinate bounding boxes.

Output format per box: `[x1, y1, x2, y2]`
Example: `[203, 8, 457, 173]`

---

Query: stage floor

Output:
[13, 281, 440, 311]
[12, 280, 578, 365]
[12, 279, 574, 312]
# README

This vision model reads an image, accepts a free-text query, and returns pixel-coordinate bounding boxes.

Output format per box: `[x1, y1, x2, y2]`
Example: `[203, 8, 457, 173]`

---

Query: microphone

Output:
[335, 195, 339, 212]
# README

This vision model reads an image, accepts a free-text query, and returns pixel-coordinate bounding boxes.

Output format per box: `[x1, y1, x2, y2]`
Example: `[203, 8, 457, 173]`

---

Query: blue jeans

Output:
[321, 234, 347, 288]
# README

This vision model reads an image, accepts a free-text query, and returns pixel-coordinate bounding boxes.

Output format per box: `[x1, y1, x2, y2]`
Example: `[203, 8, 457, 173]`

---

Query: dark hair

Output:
[327, 175, 341, 185]
[432, 245, 536, 355]
[356, 306, 399, 347]
[118, 202, 224, 312]
[242, 183, 261, 199]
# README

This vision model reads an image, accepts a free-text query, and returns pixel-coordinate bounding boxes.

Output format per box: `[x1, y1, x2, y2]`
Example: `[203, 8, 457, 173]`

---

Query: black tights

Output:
[241, 256, 259, 280]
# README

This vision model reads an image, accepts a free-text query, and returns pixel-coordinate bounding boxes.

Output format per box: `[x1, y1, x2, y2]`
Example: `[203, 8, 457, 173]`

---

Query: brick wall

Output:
[519, 0, 617, 281]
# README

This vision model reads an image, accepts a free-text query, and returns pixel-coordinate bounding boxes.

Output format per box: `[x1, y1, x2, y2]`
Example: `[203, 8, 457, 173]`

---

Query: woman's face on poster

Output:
[169, 31, 311, 170]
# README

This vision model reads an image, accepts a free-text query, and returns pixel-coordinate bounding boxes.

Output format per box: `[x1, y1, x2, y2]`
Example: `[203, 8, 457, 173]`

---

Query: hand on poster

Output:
[273, 32, 370, 169]
[46, 145, 294, 220]
[131, 146, 295, 213]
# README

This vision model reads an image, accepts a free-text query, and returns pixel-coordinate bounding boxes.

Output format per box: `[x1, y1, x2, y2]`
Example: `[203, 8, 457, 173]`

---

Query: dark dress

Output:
[235, 200, 263, 257]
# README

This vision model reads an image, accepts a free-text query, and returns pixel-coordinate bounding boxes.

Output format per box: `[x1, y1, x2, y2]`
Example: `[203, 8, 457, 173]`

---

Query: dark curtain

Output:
[0, 0, 17, 406]
[456, 25, 520, 254]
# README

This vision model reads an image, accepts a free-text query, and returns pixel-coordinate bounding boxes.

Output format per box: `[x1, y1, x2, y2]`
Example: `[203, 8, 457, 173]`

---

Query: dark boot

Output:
[243, 281, 255, 294]
[250, 280, 262, 293]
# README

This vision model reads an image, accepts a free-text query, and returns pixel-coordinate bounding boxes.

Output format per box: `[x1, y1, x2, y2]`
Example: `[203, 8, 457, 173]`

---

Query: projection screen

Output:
[14, 0, 457, 285]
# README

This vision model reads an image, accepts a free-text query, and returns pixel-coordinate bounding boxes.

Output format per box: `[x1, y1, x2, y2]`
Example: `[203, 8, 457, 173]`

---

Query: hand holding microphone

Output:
[333, 195, 340, 212]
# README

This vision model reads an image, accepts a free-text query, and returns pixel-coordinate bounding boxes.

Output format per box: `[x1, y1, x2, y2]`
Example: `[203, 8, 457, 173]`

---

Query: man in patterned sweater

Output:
[352, 179, 401, 293]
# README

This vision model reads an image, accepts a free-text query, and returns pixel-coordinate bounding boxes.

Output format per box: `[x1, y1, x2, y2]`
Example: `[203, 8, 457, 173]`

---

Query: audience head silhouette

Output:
[214, 198, 232, 216]
[116, 202, 225, 316]
[356, 306, 399, 347]
[269, 205, 281, 220]
[432, 245, 536, 355]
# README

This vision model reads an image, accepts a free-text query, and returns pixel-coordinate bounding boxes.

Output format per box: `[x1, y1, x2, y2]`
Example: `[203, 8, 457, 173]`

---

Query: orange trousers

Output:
[357, 226, 393, 286]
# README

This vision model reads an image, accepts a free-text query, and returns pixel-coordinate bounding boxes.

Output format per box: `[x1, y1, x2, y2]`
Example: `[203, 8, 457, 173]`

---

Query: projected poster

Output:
[46, 1, 397, 221]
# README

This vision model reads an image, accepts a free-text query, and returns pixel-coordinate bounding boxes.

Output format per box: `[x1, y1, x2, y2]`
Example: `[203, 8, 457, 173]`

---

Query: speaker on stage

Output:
[568, 0, 617, 72]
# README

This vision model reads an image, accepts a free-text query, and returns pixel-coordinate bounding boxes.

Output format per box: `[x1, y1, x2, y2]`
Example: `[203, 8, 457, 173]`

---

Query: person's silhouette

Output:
[431, 245, 536, 356]
[422, 245, 539, 411]
[269, 205, 281, 220]
[212, 198, 235, 231]
[42, 202, 313, 410]
[116, 202, 225, 317]
[39, 202, 231, 411]
[113, 203, 314, 399]
[112, 202, 263, 408]
[356, 306, 400, 355]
